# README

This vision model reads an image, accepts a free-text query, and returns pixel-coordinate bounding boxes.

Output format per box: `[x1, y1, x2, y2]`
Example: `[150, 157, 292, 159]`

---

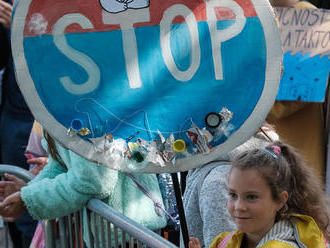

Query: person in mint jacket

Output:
[0, 132, 167, 246]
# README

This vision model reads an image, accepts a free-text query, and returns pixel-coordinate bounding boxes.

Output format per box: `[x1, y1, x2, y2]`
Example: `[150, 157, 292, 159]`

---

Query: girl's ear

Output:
[278, 191, 289, 210]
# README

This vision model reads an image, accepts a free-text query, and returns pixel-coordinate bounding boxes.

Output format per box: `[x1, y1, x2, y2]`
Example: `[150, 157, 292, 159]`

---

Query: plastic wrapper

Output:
[157, 173, 180, 230]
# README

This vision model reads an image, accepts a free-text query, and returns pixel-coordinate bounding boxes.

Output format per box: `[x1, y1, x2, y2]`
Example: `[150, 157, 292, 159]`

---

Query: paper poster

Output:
[12, 0, 282, 172]
[275, 7, 330, 102]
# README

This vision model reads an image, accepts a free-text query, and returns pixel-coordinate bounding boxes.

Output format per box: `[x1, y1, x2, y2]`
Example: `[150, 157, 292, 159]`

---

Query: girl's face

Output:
[227, 168, 286, 239]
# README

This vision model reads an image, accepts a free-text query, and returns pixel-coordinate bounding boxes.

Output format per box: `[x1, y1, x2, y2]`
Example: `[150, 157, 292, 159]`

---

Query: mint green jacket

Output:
[21, 143, 167, 230]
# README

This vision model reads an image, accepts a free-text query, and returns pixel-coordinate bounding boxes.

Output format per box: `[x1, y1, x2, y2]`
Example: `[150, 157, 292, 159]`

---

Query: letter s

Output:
[53, 14, 100, 95]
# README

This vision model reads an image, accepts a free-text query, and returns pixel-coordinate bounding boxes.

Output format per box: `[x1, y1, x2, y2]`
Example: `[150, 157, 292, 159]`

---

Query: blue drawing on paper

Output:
[276, 52, 330, 102]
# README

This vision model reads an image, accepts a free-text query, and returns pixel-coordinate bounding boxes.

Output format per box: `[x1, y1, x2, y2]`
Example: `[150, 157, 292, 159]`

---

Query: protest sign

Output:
[275, 7, 330, 102]
[11, 0, 282, 172]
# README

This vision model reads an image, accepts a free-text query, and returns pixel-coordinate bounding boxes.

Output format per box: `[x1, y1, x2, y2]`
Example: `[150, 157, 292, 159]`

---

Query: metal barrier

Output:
[0, 164, 35, 248]
[0, 164, 35, 182]
[44, 200, 178, 248]
[0, 165, 178, 248]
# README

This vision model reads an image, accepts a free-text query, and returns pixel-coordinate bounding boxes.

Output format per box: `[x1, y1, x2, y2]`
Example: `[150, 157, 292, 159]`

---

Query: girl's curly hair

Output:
[231, 141, 330, 240]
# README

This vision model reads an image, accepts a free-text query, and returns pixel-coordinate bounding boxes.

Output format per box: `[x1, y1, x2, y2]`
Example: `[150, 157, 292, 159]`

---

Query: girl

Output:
[181, 123, 278, 248]
[189, 141, 330, 248]
[0, 131, 167, 247]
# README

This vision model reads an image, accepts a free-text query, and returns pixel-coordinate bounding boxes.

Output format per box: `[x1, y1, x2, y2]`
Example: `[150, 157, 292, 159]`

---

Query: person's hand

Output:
[189, 237, 201, 248]
[0, 0, 12, 29]
[27, 157, 48, 175]
[0, 192, 26, 221]
[0, 173, 26, 201]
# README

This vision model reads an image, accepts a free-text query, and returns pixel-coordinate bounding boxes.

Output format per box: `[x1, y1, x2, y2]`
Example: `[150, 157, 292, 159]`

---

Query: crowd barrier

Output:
[0, 164, 35, 248]
[0, 165, 178, 248]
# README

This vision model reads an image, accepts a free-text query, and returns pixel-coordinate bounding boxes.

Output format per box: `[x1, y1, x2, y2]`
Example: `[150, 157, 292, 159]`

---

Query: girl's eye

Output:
[247, 194, 258, 200]
[228, 192, 237, 199]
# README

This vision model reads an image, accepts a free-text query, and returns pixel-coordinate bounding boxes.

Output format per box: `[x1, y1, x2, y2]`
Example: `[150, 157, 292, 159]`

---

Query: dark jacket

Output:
[0, 14, 34, 169]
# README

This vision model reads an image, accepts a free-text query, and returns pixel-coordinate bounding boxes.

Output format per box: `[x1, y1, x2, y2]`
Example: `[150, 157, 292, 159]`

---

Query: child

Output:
[24, 121, 48, 176]
[0, 131, 167, 247]
[181, 124, 279, 248]
[189, 141, 330, 248]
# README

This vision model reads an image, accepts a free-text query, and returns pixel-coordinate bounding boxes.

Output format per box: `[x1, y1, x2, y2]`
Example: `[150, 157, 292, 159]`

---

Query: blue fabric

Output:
[13, 212, 38, 247]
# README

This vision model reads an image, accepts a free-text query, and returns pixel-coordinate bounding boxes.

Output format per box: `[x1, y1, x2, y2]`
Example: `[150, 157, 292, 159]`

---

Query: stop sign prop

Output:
[12, 0, 282, 173]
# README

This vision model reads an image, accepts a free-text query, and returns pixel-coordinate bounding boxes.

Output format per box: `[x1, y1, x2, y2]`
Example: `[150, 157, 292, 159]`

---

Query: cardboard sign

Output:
[275, 7, 330, 102]
[12, 0, 282, 172]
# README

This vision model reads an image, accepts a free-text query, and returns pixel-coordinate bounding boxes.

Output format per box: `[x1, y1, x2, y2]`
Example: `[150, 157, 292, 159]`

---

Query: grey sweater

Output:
[180, 162, 236, 247]
[180, 161, 235, 248]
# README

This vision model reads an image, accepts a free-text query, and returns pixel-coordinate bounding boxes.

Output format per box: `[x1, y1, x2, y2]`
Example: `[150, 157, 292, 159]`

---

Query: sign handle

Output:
[171, 173, 189, 248]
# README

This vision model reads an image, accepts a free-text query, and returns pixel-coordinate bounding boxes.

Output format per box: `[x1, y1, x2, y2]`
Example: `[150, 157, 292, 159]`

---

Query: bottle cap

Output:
[71, 118, 83, 131]
[205, 112, 222, 128]
[132, 151, 144, 163]
[172, 139, 186, 153]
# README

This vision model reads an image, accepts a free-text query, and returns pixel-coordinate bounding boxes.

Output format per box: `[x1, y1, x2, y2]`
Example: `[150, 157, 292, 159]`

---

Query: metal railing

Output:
[0, 165, 178, 248]
[0, 164, 35, 182]
[0, 164, 35, 248]
[44, 199, 177, 248]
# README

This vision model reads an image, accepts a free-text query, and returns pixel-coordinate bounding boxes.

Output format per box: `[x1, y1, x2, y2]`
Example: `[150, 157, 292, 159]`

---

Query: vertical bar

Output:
[114, 226, 119, 248]
[44, 220, 55, 248]
[137, 240, 142, 248]
[171, 172, 189, 248]
[106, 222, 111, 248]
[68, 215, 74, 248]
[86, 209, 94, 248]
[93, 213, 100, 248]
[4, 222, 9, 248]
[58, 217, 68, 248]
[73, 212, 80, 248]
[100, 217, 106, 248]
[79, 210, 87, 248]
[121, 230, 126, 247]
[129, 236, 135, 248]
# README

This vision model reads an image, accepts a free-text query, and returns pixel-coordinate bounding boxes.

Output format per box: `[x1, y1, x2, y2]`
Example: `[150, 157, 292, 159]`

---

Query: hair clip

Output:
[263, 148, 278, 159]
[272, 145, 281, 155]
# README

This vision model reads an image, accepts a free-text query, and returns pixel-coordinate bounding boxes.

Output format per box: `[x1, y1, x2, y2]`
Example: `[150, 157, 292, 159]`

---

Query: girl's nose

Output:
[235, 198, 247, 211]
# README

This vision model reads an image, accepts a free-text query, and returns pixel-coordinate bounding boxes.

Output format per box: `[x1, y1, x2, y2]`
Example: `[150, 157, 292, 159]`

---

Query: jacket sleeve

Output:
[21, 147, 118, 220]
[27, 156, 67, 185]
[199, 165, 236, 248]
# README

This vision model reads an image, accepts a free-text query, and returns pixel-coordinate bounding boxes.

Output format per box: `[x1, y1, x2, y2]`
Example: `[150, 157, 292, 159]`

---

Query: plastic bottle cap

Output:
[173, 139, 186, 153]
[205, 112, 222, 128]
[132, 151, 144, 163]
[71, 118, 83, 131]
